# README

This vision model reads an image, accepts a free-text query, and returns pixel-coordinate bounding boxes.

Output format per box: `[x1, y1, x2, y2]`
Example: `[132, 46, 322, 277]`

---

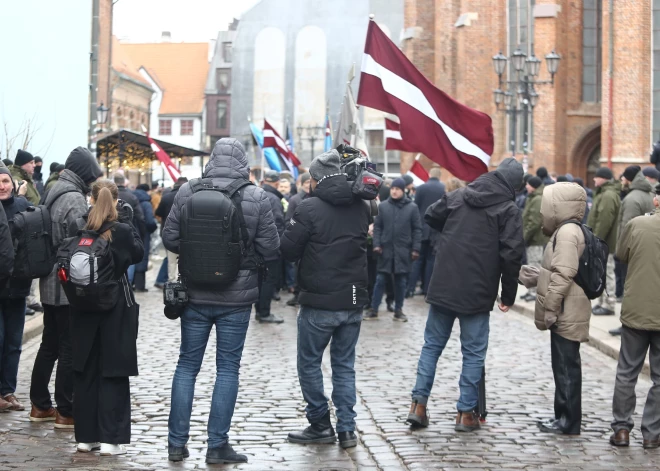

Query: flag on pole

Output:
[407, 154, 429, 185]
[249, 121, 281, 171]
[384, 117, 416, 152]
[286, 121, 295, 154]
[335, 83, 369, 157]
[324, 113, 333, 152]
[146, 135, 181, 182]
[357, 19, 493, 181]
[263, 119, 300, 172]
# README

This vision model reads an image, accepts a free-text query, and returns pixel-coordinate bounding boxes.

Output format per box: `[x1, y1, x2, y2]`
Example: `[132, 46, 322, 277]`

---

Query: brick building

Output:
[402, 0, 656, 184]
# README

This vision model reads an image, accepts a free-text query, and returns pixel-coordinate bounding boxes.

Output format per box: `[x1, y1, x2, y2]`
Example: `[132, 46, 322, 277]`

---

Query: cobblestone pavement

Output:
[1, 285, 659, 470]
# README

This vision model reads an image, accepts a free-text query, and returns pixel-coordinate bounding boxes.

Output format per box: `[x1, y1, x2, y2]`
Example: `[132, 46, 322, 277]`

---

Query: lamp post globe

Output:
[492, 51, 507, 76]
[493, 89, 504, 106]
[525, 54, 541, 77]
[512, 47, 527, 72]
[503, 91, 514, 108]
[545, 50, 561, 76]
[96, 102, 109, 125]
[529, 90, 540, 108]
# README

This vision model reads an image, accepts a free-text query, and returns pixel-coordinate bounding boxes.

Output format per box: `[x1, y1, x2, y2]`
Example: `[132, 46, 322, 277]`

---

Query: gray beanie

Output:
[309, 150, 341, 181]
[495, 157, 524, 191]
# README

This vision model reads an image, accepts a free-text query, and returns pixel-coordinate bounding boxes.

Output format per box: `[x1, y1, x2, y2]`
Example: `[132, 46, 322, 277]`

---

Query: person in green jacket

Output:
[587, 167, 621, 316]
[9, 150, 40, 205]
[520, 176, 549, 301]
[44, 163, 65, 193]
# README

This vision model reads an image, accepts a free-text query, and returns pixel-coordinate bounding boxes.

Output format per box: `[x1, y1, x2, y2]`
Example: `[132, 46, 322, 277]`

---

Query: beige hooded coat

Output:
[534, 183, 592, 343]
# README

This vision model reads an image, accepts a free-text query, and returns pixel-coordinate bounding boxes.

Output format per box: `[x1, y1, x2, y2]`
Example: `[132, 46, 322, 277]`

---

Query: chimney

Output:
[161, 31, 172, 43]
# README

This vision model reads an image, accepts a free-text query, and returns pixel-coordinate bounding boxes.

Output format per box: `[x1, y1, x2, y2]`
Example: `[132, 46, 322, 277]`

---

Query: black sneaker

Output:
[206, 443, 247, 464]
[592, 306, 615, 316]
[272, 292, 281, 301]
[288, 412, 336, 445]
[393, 310, 408, 322]
[27, 303, 43, 312]
[363, 308, 378, 320]
[168, 445, 189, 462]
[25, 307, 36, 316]
[286, 295, 299, 307]
[256, 314, 284, 324]
[386, 302, 395, 313]
[338, 431, 357, 449]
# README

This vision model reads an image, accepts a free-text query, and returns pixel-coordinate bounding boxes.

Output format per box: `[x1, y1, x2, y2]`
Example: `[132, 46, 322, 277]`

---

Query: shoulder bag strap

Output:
[552, 219, 582, 251]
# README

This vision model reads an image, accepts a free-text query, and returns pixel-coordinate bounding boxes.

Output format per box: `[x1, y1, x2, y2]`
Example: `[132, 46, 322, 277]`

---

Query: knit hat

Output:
[15, 149, 34, 167]
[0, 165, 10, 177]
[49, 162, 60, 173]
[34, 156, 43, 165]
[263, 169, 280, 183]
[496, 157, 524, 191]
[137, 183, 150, 192]
[65, 146, 104, 185]
[402, 174, 414, 187]
[574, 177, 585, 188]
[595, 167, 614, 180]
[536, 166, 548, 179]
[2, 159, 12, 167]
[527, 176, 542, 189]
[309, 150, 341, 181]
[623, 165, 641, 182]
[523, 173, 532, 184]
[643, 167, 660, 180]
[565, 173, 574, 182]
[556, 175, 568, 183]
[391, 178, 406, 191]
[299, 172, 311, 185]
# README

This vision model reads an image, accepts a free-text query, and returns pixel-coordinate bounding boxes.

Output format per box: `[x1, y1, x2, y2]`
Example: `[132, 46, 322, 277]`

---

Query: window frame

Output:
[180, 119, 194, 136]
[159, 119, 172, 136]
[216, 68, 231, 93]
[582, 0, 602, 103]
[216, 100, 228, 130]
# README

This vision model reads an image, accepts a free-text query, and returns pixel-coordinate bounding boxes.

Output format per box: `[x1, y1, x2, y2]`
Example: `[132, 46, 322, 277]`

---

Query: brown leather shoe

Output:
[406, 401, 429, 428]
[643, 439, 660, 449]
[609, 429, 630, 446]
[455, 411, 481, 432]
[2, 394, 24, 411]
[0, 396, 11, 412]
[29, 405, 56, 422]
[54, 411, 75, 429]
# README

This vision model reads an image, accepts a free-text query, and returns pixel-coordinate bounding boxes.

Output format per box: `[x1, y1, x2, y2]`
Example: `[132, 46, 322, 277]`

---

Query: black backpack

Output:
[56, 222, 119, 312]
[178, 178, 255, 288]
[553, 220, 608, 300]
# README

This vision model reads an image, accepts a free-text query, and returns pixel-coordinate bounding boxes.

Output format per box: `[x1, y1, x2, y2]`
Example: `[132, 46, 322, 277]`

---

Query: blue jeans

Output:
[156, 257, 168, 284]
[297, 306, 362, 432]
[284, 261, 296, 289]
[412, 304, 489, 412]
[407, 241, 435, 295]
[0, 298, 26, 395]
[371, 273, 407, 311]
[168, 303, 250, 448]
[127, 265, 135, 284]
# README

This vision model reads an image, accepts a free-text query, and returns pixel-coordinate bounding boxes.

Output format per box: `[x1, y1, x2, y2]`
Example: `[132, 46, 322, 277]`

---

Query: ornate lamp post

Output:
[296, 123, 324, 161]
[96, 103, 109, 133]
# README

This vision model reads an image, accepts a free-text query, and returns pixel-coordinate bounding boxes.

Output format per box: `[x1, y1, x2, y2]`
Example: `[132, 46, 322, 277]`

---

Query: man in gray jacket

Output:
[163, 139, 279, 465]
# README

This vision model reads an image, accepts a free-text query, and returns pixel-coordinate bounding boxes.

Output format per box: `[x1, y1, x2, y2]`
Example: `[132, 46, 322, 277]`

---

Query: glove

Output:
[373, 247, 383, 255]
[411, 251, 420, 261]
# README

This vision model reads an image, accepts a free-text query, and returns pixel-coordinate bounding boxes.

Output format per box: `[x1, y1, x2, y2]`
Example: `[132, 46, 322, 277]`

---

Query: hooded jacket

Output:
[522, 185, 550, 247]
[425, 169, 524, 314]
[9, 165, 40, 205]
[262, 183, 285, 236]
[0, 189, 32, 299]
[618, 171, 654, 237]
[163, 138, 280, 306]
[373, 196, 422, 275]
[534, 183, 590, 342]
[586, 180, 621, 252]
[281, 174, 371, 310]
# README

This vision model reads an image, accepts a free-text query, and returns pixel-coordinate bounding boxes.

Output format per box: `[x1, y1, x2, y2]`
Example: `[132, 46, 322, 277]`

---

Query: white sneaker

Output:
[77, 442, 101, 453]
[100, 443, 127, 456]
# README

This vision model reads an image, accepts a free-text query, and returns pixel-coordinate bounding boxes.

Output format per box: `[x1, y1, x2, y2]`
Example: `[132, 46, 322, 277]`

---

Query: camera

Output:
[163, 280, 189, 320]
[336, 144, 383, 200]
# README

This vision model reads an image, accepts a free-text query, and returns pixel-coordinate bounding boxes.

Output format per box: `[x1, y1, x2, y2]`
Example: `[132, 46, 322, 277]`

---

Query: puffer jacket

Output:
[586, 180, 621, 252]
[618, 171, 654, 237]
[163, 138, 280, 306]
[373, 196, 422, 274]
[534, 183, 591, 343]
[522, 185, 549, 246]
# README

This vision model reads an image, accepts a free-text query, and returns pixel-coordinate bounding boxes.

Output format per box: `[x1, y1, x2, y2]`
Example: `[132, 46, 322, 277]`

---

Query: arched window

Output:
[582, 0, 602, 103]
[253, 27, 286, 132]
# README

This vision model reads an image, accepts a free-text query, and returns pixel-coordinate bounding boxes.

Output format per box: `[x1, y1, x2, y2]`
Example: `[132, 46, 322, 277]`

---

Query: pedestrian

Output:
[526, 183, 590, 435]
[281, 149, 371, 449]
[0, 162, 14, 291]
[406, 158, 524, 432]
[68, 180, 143, 455]
[132, 184, 158, 292]
[31, 146, 104, 428]
[9, 150, 40, 205]
[588, 167, 621, 317]
[32, 156, 44, 196]
[573, 177, 592, 224]
[163, 138, 279, 464]
[536, 166, 555, 186]
[256, 170, 285, 324]
[366, 178, 422, 322]
[520, 176, 548, 302]
[610, 183, 660, 450]
[376, 178, 395, 311]
[402, 174, 416, 198]
[284, 172, 311, 307]
[0, 166, 31, 412]
[114, 174, 146, 286]
[278, 178, 292, 201]
[516, 174, 532, 211]
[642, 167, 659, 187]
[155, 177, 188, 286]
[406, 167, 445, 297]
[150, 182, 162, 215]
[44, 163, 65, 194]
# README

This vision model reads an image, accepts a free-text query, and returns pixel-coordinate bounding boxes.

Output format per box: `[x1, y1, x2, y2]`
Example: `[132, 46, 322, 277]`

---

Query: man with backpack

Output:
[10, 150, 40, 205]
[163, 138, 279, 464]
[30, 146, 104, 428]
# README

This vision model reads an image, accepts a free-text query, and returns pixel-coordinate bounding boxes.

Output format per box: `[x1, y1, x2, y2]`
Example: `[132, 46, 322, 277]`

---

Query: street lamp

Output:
[511, 47, 527, 72]
[493, 89, 504, 106]
[545, 50, 561, 82]
[492, 51, 507, 76]
[525, 54, 541, 77]
[96, 103, 109, 132]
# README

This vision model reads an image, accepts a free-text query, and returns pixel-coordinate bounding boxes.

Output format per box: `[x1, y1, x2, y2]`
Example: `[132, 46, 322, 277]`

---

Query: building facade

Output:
[402, 0, 655, 182]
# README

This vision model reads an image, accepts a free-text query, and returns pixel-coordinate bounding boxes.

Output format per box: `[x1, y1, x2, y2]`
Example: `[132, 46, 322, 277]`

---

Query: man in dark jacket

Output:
[32, 146, 104, 428]
[114, 173, 146, 286]
[536, 166, 555, 186]
[156, 177, 188, 284]
[281, 149, 371, 450]
[407, 158, 524, 433]
[0, 201, 13, 293]
[133, 184, 158, 292]
[366, 178, 422, 322]
[163, 138, 279, 464]
[284, 172, 311, 307]
[406, 167, 444, 297]
[33, 156, 44, 196]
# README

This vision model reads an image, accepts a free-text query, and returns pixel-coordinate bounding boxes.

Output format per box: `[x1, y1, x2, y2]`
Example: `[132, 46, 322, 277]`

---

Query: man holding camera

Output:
[281, 149, 371, 449]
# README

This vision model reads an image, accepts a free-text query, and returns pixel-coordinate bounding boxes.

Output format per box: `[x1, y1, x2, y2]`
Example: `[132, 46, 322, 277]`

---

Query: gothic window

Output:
[583, 0, 602, 103]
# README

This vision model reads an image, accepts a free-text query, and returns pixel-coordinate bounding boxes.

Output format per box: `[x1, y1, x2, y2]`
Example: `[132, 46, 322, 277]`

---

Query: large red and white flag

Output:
[407, 154, 429, 186]
[384, 117, 416, 152]
[147, 135, 181, 182]
[263, 119, 301, 170]
[357, 20, 493, 181]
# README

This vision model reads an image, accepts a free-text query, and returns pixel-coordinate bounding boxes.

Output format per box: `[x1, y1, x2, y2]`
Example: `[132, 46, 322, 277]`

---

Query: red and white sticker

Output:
[78, 238, 94, 246]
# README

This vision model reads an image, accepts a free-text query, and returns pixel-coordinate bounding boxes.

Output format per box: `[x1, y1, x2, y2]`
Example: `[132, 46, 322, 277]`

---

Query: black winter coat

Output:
[285, 191, 309, 224]
[134, 189, 157, 272]
[155, 184, 181, 235]
[262, 183, 285, 236]
[281, 175, 371, 310]
[373, 197, 422, 275]
[413, 178, 446, 241]
[118, 185, 146, 238]
[1, 195, 32, 299]
[69, 210, 144, 377]
[425, 172, 524, 314]
[651, 141, 660, 172]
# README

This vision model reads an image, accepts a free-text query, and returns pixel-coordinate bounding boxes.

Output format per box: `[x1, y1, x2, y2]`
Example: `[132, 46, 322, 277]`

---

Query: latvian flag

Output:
[263, 119, 301, 171]
[357, 20, 493, 182]
[384, 117, 416, 152]
[407, 154, 429, 186]
[147, 135, 181, 182]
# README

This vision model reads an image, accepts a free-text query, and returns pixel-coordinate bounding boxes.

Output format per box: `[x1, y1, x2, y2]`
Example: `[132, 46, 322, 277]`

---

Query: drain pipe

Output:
[607, 0, 614, 169]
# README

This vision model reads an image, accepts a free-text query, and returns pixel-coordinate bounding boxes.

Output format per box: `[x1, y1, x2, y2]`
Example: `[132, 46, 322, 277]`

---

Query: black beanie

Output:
[574, 177, 585, 188]
[2, 159, 12, 167]
[49, 162, 61, 173]
[65, 146, 104, 185]
[527, 176, 542, 189]
[15, 149, 34, 167]
[623, 165, 641, 182]
[595, 167, 614, 180]
[34, 156, 43, 164]
[556, 175, 568, 183]
[536, 166, 548, 179]
[137, 183, 150, 192]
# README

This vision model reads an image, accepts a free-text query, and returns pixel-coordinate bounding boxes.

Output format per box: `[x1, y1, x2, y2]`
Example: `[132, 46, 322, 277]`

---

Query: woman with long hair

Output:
[69, 179, 143, 456]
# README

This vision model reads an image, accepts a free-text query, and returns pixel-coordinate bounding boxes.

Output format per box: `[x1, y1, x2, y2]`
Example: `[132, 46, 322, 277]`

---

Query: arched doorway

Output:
[586, 145, 601, 188]
[571, 123, 601, 187]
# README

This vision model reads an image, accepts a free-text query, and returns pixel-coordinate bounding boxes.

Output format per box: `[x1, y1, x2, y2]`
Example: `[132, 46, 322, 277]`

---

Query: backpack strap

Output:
[552, 219, 583, 251]
[224, 180, 254, 255]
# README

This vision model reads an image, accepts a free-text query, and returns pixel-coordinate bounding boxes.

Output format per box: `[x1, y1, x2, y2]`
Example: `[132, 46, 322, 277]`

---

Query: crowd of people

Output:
[0, 139, 659, 464]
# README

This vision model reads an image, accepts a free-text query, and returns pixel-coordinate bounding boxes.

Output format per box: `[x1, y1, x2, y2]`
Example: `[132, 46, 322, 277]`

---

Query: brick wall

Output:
[97, 0, 113, 110]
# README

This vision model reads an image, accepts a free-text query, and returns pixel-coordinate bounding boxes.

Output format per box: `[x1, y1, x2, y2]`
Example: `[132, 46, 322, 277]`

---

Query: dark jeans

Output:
[168, 304, 250, 448]
[257, 259, 281, 317]
[0, 298, 27, 396]
[550, 332, 582, 434]
[297, 306, 362, 432]
[283, 261, 296, 290]
[74, 330, 131, 444]
[371, 273, 407, 312]
[407, 241, 435, 294]
[30, 304, 73, 417]
[614, 257, 628, 298]
[156, 257, 168, 284]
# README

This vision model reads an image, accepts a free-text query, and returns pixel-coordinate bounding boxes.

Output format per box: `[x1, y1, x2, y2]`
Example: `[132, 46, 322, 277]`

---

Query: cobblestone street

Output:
[1, 286, 659, 470]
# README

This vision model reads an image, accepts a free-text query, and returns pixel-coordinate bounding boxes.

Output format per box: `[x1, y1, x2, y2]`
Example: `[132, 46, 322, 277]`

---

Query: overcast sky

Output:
[113, 0, 261, 42]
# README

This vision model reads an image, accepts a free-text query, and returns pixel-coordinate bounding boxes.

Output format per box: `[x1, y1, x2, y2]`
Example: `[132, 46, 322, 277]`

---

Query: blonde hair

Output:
[446, 178, 466, 193]
[86, 179, 118, 241]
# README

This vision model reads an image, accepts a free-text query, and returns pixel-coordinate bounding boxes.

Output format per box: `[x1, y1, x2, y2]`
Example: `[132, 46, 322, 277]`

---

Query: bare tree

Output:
[1, 114, 55, 160]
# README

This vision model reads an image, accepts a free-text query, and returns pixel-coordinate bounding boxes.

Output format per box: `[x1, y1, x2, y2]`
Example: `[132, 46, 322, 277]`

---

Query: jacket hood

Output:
[312, 174, 355, 206]
[44, 169, 87, 206]
[495, 157, 524, 192]
[541, 182, 587, 236]
[65, 146, 103, 185]
[595, 179, 620, 196]
[134, 188, 151, 203]
[204, 138, 249, 180]
[629, 170, 654, 193]
[463, 172, 515, 208]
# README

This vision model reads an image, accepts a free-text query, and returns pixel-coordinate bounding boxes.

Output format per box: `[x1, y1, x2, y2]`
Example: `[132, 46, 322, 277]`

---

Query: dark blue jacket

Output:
[413, 177, 445, 241]
[134, 189, 157, 272]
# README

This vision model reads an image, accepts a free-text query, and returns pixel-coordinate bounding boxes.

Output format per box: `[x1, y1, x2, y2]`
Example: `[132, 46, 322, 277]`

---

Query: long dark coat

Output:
[373, 196, 422, 275]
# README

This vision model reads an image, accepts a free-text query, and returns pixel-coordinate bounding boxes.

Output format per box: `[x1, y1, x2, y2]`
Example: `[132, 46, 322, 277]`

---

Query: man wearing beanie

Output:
[407, 157, 524, 432]
[284, 172, 311, 307]
[536, 166, 555, 186]
[520, 176, 549, 302]
[33, 156, 44, 196]
[30, 146, 103, 428]
[366, 177, 422, 322]
[44, 163, 65, 194]
[10, 149, 40, 205]
[643, 166, 660, 186]
[281, 149, 371, 449]
[588, 167, 621, 316]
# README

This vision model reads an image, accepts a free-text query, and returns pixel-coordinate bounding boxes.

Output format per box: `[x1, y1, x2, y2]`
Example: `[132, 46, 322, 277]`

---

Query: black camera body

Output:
[336, 144, 383, 200]
[163, 280, 189, 320]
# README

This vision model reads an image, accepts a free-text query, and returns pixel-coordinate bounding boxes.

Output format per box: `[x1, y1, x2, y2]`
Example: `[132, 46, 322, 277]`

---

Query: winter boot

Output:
[287, 411, 336, 444]
[407, 401, 429, 428]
